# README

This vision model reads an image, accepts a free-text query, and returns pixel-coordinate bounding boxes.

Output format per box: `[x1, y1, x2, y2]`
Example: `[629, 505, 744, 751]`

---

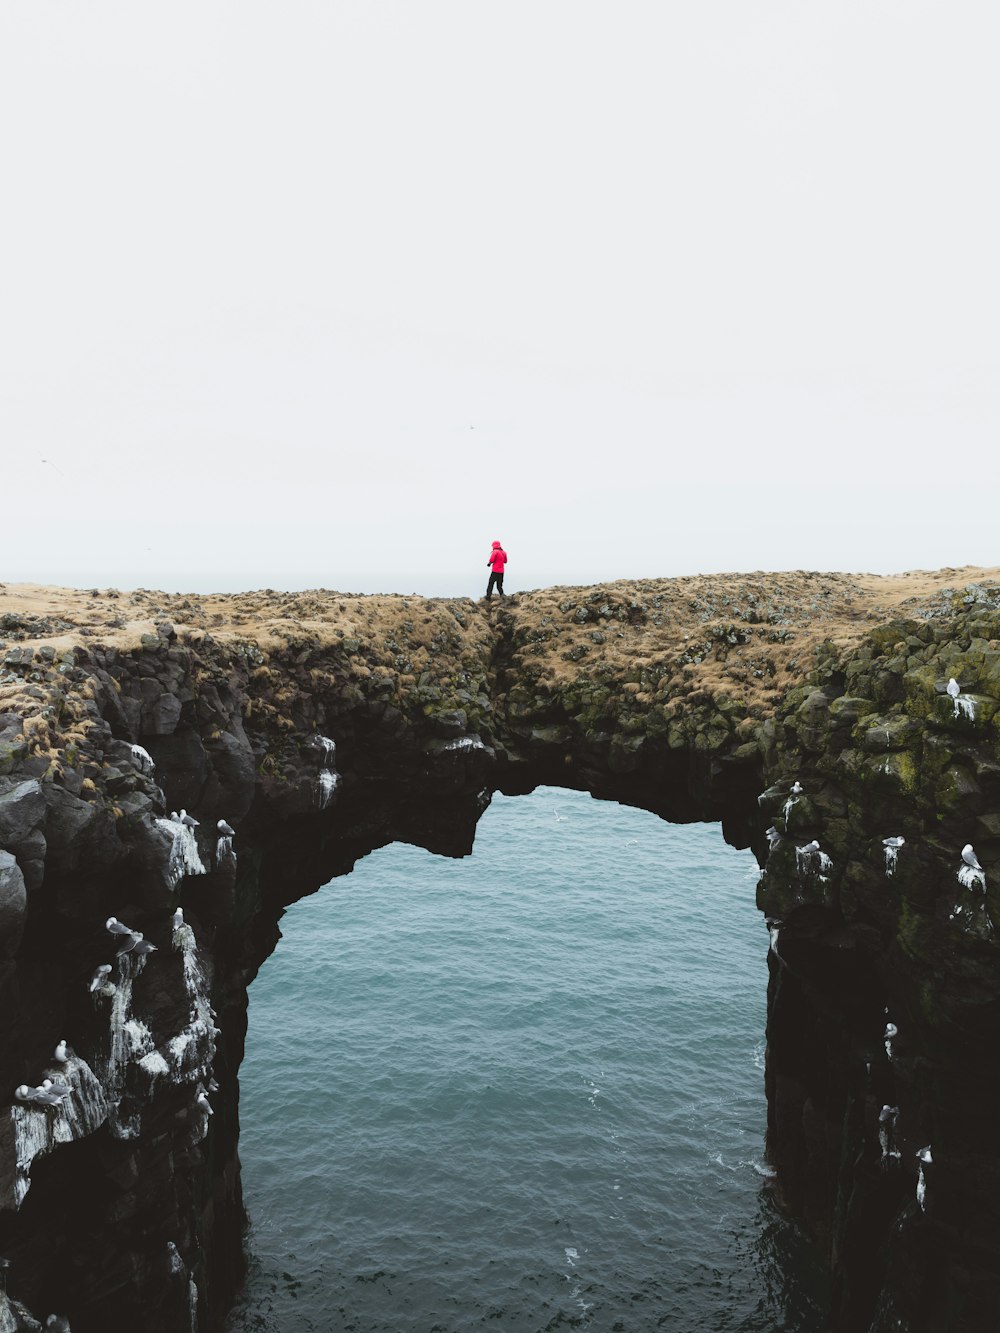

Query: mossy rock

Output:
[839, 858, 897, 933]
[794, 688, 832, 724]
[617, 712, 648, 737]
[867, 619, 922, 654]
[947, 891, 995, 943]
[756, 782, 789, 817]
[692, 717, 733, 753]
[755, 839, 800, 916]
[896, 896, 937, 963]
[777, 794, 819, 836]
[857, 715, 922, 753]
[0, 740, 26, 776]
[428, 708, 468, 738]
[933, 764, 983, 819]
[756, 838, 833, 916]
[779, 684, 815, 717]
[820, 817, 850, 852]
[827, 696, 879, 728]
[974, 812, 1000, 842]
[927, 692, 998, 733]
[920, 731, 973, 781]
[976, 653, 1000, 701]
[852, 749, 921, 797]
[667, 721, 689, 750]
[902, 666, 939, 720]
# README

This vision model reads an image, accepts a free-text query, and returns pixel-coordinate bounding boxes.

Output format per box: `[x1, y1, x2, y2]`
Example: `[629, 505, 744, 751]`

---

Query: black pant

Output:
[486, 572, 505, 598]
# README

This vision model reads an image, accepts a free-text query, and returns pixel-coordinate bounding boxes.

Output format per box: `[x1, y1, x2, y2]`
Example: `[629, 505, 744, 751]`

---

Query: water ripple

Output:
[227, 788, 829, 1332]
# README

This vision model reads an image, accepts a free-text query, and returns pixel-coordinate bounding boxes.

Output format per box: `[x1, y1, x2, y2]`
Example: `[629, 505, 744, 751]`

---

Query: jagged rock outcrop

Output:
[0, 571, 998, 1332]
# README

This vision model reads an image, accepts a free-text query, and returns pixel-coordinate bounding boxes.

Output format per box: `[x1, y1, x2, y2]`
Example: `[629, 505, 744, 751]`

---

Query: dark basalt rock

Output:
[0, 852, 26, 955]
[0, 590, 998, 1332]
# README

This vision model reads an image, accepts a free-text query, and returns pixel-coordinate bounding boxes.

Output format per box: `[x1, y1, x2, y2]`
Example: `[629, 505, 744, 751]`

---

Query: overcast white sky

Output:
[1, 2, 997, 597]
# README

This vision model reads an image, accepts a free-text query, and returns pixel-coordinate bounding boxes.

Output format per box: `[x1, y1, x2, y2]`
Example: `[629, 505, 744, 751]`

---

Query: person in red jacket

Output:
[486, 540, 507, 599]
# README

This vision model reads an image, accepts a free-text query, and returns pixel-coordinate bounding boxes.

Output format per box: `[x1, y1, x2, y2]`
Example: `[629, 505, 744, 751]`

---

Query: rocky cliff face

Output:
[0, 571, 998, 1332]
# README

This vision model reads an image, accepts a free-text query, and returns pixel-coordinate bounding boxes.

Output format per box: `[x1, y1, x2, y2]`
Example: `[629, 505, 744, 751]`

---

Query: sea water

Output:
[225, 787, 828, 1331]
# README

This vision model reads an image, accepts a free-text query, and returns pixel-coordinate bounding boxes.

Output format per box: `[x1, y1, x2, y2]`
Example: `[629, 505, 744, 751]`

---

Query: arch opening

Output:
[226, 787, 828, 1332]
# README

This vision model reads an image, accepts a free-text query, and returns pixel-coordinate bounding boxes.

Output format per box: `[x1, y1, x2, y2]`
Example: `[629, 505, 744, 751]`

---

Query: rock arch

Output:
[0, 572, 998, 1332]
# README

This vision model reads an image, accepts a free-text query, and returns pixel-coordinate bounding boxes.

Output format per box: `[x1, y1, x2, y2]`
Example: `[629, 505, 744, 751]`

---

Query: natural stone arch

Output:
[0, 571, 998, 1332]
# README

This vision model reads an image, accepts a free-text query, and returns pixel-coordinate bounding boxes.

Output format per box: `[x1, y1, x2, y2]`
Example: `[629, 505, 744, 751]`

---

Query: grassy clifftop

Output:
[1, 567, 997, 763]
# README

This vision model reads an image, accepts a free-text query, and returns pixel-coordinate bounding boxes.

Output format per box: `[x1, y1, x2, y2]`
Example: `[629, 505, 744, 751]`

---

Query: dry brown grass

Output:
[1, 566, 997, 730]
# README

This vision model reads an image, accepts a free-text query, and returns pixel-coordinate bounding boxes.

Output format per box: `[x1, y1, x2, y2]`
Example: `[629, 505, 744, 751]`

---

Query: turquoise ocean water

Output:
[225, 787, 828, 1331]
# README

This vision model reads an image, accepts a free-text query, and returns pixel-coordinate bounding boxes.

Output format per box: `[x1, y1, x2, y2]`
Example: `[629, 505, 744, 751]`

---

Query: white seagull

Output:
[105, 917, 134, 936]
[962, 844, 983, 871]
[88, 964, 113, 992]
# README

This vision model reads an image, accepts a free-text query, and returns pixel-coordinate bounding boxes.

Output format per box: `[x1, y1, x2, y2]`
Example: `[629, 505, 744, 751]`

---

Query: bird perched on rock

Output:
[169, 811, 181, 823]
[962, 844, 983, 871]
[800, 840, 820, 855]
[946, 677, 960, 699]
[88, 963, 113, 992]
[54, 1040, 69, 1063]
[130, 743, 154, 774]
[116, 930, 145, 954]
[105, 916, 135, 936]
[217, 819, 235, 837]
[879, 1105, 900, 1163]
[882, 836, 905, 849]
[132, 938, 158, 956]
[179, 810, 199, 828]
[46, 1316, 72, 1332]
[16, 1083, 68, 1108]
[916, 1146, 933, 1211]
[195, 1088, 213, 1116]
[172, 908, 184, 931]
[790, 781, 803, 795]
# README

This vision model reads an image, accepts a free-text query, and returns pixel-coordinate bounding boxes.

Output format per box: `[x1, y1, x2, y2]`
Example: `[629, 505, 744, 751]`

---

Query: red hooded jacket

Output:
[488, 541, 507, 574]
